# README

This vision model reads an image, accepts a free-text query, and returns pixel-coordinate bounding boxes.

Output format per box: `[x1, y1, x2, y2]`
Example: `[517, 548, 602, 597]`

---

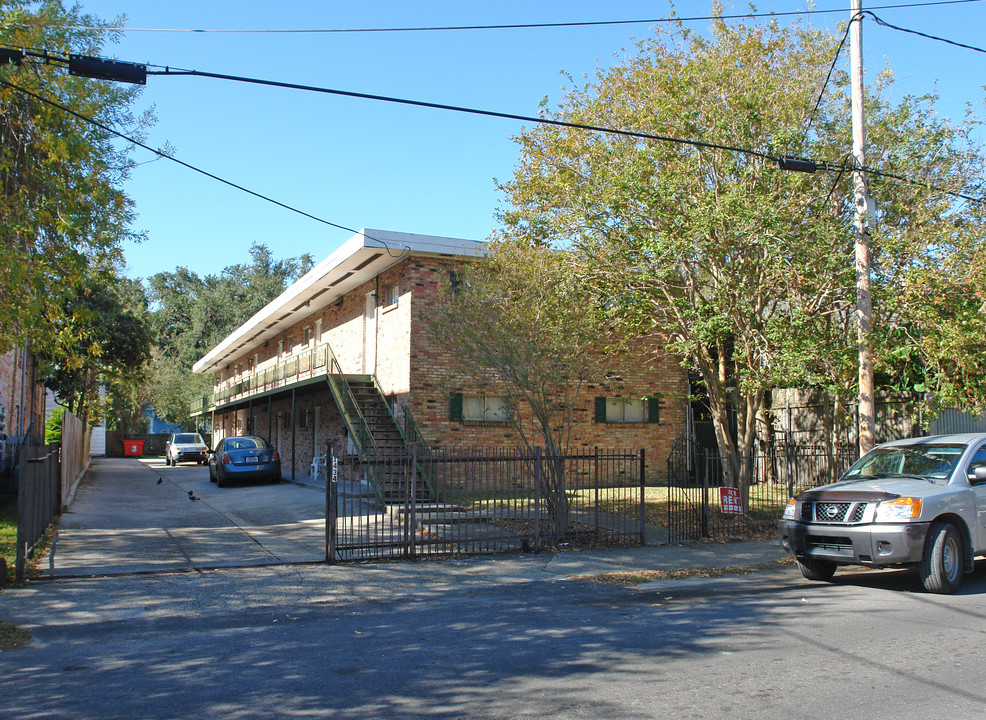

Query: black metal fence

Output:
[327, 446, 645, 561]
[16, 444, 61, 581]
[665, 441, 858, 542]
[0, 439, 18, 493]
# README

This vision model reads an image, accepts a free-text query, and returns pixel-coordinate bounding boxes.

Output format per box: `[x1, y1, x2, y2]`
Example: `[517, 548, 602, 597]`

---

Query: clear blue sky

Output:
[68, 1, 986, 280]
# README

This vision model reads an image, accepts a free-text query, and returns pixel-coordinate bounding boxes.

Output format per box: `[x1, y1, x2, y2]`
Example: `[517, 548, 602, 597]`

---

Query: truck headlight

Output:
[875, 497, 922, 522]
[782, 498, 798, 520]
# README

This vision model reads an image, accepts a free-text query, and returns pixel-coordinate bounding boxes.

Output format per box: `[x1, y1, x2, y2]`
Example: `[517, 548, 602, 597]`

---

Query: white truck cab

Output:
[778, 434, 986, 594]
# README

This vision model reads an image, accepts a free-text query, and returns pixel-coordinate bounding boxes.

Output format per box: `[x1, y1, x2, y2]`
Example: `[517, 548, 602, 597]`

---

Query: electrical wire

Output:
[4, 0, 982, 34]
[149, 67, 984, 205]
[0, 77, 364, 236]
[802, 15, 856, 144]
[865, 164, 984, 204]
[149, 66, 780, 165]
[864, 10, 986, 53]
[4, 30, 983, 230]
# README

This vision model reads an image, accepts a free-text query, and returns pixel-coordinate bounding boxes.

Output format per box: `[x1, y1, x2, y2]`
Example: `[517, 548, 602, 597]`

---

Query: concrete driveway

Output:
[45, 457, 328, 576]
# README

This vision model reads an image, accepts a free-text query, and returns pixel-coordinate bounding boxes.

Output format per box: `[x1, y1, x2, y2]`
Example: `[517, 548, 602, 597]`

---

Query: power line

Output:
[0, 77, 363, 235]
[4, 0, 982, 35]
[802, 15, 856, 144]
[150, 66, 780, 164]
[149, 66, 983, 205]
[865, 10, 986, 53]
[3, 40, 981, 225]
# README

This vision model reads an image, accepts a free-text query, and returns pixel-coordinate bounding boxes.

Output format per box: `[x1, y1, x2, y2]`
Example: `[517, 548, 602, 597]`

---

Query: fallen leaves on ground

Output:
[0, 621, 30, 651]
[573, 565, 755, 587]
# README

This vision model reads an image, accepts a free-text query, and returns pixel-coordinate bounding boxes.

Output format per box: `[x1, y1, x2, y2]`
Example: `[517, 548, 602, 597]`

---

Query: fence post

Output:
[409, 443, 418, 560]
[534, 447, 541, 553]
[15, 449, 26, 583]
[594, 447, 600, 533]
[325, 443, 337, 563]
[786, 443, 795, 498]
[701, 449, 710, 538]
[639, 449, 646, 545]
[665, 451, 673, 545]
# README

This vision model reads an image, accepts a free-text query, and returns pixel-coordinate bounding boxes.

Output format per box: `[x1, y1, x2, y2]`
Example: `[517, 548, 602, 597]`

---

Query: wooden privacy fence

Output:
[60, 409, 90, 502]
[665, 442, 858, 542]
[326, 446, 646, 561]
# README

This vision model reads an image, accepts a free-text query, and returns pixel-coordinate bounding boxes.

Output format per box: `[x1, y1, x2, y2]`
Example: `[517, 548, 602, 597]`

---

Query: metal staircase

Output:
[323, 344, 433, 506]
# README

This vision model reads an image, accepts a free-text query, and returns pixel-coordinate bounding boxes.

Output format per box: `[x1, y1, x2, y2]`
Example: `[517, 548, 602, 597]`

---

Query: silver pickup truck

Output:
[778, 433, 986, 594]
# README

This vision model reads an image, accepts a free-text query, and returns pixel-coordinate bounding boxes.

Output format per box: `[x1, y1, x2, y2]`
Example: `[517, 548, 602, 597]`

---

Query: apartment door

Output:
[364, 291, 377, 373]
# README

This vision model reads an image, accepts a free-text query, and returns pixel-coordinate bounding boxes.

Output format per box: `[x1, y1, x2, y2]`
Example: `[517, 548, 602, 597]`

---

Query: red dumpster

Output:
[123, 439, 144, 457]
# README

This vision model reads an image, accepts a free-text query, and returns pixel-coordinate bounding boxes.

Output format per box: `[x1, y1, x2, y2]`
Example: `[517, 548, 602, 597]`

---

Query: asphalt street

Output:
[4, 459, 986, 718]
[5, 553, 986, 718]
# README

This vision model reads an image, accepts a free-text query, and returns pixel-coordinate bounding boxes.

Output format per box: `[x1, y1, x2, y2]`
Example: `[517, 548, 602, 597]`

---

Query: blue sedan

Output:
[209, 436, 282, 487]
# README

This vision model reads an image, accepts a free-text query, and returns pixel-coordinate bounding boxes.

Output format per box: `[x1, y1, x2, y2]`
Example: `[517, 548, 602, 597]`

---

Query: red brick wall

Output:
[207, 253, 688, 480]
[0, 348, 45, 443]
[405, 257, 688, 479]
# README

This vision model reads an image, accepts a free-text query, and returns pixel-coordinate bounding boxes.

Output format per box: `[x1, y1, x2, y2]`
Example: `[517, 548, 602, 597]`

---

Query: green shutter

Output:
[450, 392, 463, 421]
[594, 397, 607, 423]
[647, 397, 660, 424]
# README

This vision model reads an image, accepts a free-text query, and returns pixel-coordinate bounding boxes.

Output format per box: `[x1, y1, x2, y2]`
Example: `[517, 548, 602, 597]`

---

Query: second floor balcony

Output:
[190, 343, 343, 416]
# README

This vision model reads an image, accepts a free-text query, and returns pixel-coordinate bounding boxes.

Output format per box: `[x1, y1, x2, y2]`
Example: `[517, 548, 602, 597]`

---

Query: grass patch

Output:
[575, 565, 755, 587]
[0, 492, 58, 588]
[0, 620, 30, 651]
[1, 493, 16, 587]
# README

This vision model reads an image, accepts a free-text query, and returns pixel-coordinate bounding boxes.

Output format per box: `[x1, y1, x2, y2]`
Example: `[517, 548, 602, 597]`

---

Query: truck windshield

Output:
[843, 444, 965, 481]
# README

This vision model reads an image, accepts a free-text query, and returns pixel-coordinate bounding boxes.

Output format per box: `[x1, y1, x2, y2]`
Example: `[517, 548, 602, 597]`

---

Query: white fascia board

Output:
[192, 228, 486, 374]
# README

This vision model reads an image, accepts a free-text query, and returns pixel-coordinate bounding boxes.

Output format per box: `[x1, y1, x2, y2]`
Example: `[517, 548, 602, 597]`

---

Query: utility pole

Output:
[851, 0, 875, 455]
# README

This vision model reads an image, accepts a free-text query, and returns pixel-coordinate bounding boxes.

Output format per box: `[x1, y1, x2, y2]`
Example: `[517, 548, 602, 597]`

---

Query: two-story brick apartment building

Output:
[190, 229, 687, 483]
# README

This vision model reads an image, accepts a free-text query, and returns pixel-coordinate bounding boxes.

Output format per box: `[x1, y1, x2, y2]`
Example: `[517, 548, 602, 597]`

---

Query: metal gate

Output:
[326, 446, 645, 561]
[666, 438, 857, 542]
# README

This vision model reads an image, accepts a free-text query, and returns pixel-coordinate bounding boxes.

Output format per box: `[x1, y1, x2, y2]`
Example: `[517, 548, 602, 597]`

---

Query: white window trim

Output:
[385, 282, 400, 308]
[606, 398, 646, 424]
[463, 395, 512, 423]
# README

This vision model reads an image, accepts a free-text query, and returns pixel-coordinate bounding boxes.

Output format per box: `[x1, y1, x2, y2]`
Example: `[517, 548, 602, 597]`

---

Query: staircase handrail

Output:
[324, 351, 378, 457]
[367, 376, 413, 445]
[322, 345, 385, 508]
[401, 405, 436, 497]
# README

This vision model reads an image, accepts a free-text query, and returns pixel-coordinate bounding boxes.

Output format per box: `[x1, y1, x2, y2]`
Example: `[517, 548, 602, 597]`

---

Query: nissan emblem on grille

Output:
[825, 505, 839, 519]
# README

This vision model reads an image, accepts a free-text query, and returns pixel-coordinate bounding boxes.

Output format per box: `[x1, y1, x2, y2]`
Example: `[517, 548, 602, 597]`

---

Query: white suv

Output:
[165, 433, 209, 466]
[779, 433, 986, 594]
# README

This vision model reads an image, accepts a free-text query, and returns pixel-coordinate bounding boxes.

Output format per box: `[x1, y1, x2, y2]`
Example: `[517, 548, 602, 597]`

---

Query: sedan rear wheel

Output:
[920, 521, 963, 594]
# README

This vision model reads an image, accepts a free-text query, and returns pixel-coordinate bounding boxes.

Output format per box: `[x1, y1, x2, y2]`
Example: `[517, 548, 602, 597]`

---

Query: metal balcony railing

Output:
[189, 342, 333, 415]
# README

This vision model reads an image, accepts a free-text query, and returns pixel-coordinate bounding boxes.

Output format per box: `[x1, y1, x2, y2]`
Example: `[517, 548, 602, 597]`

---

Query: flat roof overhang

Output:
[192, 228, 485, 375]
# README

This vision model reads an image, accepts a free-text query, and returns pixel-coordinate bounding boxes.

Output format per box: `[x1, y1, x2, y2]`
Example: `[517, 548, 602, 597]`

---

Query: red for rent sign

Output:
[720, 487, 744, 515]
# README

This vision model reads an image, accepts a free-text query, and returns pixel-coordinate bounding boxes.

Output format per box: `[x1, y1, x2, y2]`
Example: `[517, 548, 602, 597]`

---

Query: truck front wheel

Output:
[796, 557, 837, 581]
[920, 521, 963, 594]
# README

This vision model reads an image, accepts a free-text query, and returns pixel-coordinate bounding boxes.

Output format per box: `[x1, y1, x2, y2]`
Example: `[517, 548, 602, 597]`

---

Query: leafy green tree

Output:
[37, 269, 152, 426]
[427, 240, 619, 533]
[104, 371, 151, 436]
[44, 406, 63, 444]
[147, 244, 313, 424]
[0, 0, 150, 353]
[498, 14, 985, 498]
[886, 222, 986, 415]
